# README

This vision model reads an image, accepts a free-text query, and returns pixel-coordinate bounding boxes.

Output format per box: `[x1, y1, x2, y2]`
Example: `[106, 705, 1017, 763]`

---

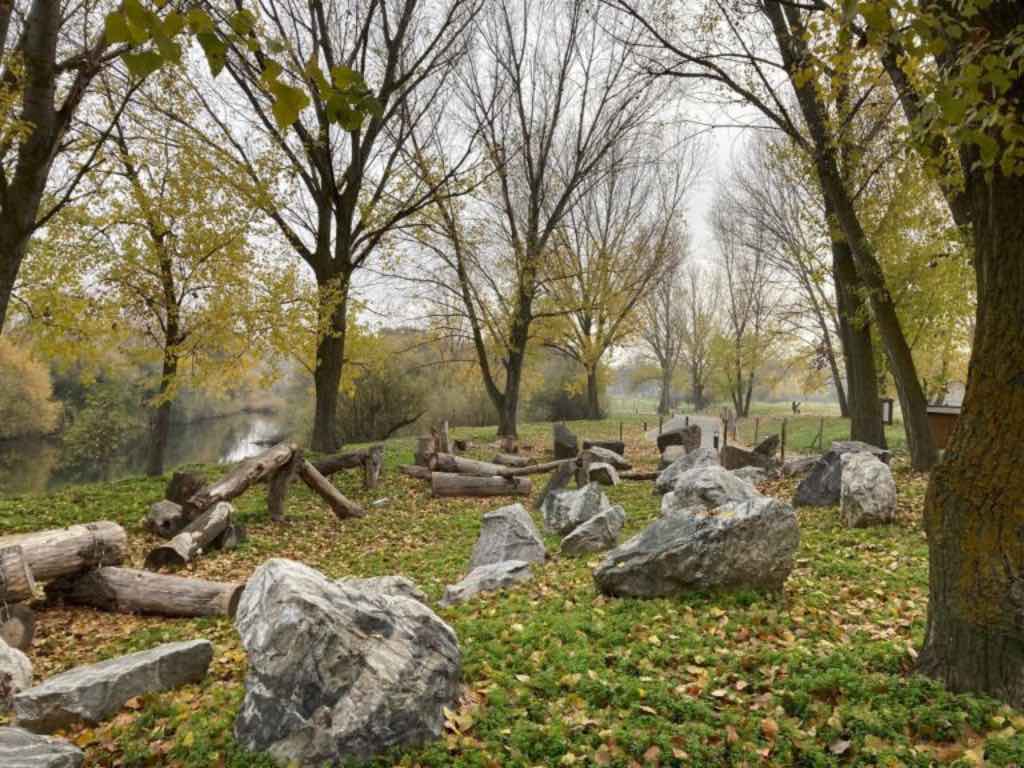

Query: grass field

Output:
[1, 418, 1019, 767]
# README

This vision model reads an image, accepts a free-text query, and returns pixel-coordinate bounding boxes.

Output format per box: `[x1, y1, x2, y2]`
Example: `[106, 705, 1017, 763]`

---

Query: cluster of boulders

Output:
[794, 440, 897, 526]
[542, 480, 627, 555]
[595, 448, 800, 598]
[1, 633, 213, 766]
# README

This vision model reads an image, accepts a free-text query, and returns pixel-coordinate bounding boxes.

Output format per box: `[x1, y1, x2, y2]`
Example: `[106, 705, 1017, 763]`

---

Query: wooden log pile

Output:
[311, 444, 384, 490]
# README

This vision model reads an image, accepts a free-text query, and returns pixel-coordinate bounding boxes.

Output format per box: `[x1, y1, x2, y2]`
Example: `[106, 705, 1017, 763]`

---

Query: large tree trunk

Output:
[48, 567, 245, 619]
[832, 236, 886, 446]
[146, 398, 173, 478]
[311, 277, 349, 452]
[659, 365, 673, 414]
[917, 167, 1024, 705]
[0, 230, 28, 334]
[585, 365, 602, 419]
[0, 522, 127, 582]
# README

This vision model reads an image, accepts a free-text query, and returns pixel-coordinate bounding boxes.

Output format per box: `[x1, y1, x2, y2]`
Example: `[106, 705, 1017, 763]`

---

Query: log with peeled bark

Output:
[184, 442, 295, 518]
[312, 445, 383, 476]
[297, 460, 366, 519]
[144, 503, 232, 571]
[430, 472, 532, 498]
[618, 470, 659, 481]
[47, 567, 245, 619]
[0, 546, 35, 602]
[0, 604, 35, 651]
[0, 521, 127, 583]
[268, 445, 302, 523]
[492, 453, 529, 468]
[363, 444, 383, 489]
[429, 453, 509, 476]
[399, 464, 431, 480]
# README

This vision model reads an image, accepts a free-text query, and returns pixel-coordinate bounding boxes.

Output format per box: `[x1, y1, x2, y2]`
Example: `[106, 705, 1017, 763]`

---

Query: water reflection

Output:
[0, 412, 290, 497]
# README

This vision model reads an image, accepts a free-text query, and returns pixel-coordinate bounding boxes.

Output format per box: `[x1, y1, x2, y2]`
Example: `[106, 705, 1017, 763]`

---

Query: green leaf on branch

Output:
[123, 50, 164, 79]
[269, 81, 310, 128]
[104, 13, 132, 44]
[197, 32, 228, 76]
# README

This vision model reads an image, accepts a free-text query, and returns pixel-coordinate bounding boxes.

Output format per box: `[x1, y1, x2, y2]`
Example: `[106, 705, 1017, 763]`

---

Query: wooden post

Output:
[658, 415, 663, 434]
[438, 421, 451, 454]
[363, 444, 384, 489]
[754, 417, 760, 445]
[685, 416, 689, 428]
[722, 418, 729, 449]
[781, 418, 788, 462]
[268, 445, 301, 522]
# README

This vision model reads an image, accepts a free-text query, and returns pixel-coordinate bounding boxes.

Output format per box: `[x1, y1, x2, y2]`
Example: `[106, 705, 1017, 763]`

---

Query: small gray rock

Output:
[661, 465, 761, 517]
[654, 447, 720, 494]
[561, 505, 626, 556]
[1, 637, 32, 712]
[440, 561, 533, 606]
[468, 504, 545, 570]
[841, 453, 897, 527]
[234, 559, 460, 766]
[15, 640, 212, 732]
[593, 497, 800, 597]
[542, 482, 610, 535]
[581, 446, 630, 470]
[587, 462, 620, 486]
[0, 726, 84, 768]
[336, 575, 428, 603]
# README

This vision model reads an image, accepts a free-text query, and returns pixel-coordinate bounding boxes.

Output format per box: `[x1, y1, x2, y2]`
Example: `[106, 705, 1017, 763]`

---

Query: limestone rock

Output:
[659, 445, 685, 470]
[656, 424, 701, 453]
[840, 453, 897, 527]
[1, 637, 32, 712]
[581, 446, 630, 470]
[593, 497, 799, 597]
[440, 561, 533, 606]
[660, 465, 761, 517]
[781, 456, 817, 477]
[0, 727, 84, 768]
[336, 575, 428, 604]
[587, 462, 620, 486]
[654, 447, 720, 494]
[542, 482, 610, 535]
[14, 640, 212, 732]
[561, 505, 626, 556]
[468, 504, 546, 570]
[720, 444, 776, 472]
[732, 466, 768, 485]
[753, 433, 780, 457]
[534, 459, 577, 511]
[794, 441, 891, 507]
[553, 423, 579, 460]
[234, 559, 461, 767]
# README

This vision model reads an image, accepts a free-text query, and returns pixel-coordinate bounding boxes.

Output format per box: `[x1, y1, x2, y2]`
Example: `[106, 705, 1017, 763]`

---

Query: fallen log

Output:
[619, 470, 659, 481]
[48, 567, 245, 619]
[0, 521, 127, 583]
[430, 472, 532, 498]
[0, 603, 35, 651]
[492, 453, 529, 468]
[312, 445, 381, 476]
[144, 503, 232, 571]
[184, 442, 295, 518]
[0, 546, 35, 602]
[430, 453, 508, 476]
[268, 444, 301, 523]
[298, 460, 366, 519]
[398, 464, 431, 480]
[499, 459, 573, 477]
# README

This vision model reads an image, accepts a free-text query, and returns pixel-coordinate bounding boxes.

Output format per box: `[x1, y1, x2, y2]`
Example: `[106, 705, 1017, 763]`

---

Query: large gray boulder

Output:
[656, 424, 701, 453]
[794, 441, 892, 507]
[561, 505, 626, 556]
[335, 575, 427, 604]
[593, 497, 800, 597]
[234, 559, 461, 767]
[440, 561, 533, 606]
[14, 640, 212, 732]
[660, 465, 762, 517]
[581, 446, 630, 470]
[553, 423, 578, 459]
[542, 482, 610, 535]
[654, 447, 720, 494]
[1, 638, 32, 712]
[841, 453, 897, 527]
[468, 504, 545, 570]
[0, 727, 84, 768]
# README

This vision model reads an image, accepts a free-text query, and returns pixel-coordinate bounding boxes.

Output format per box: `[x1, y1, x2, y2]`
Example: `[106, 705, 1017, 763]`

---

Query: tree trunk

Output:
[0, 522, 127, 583]
[184, 442, 295, 518]
[145, 503, 232, 571]
[832, 236, 886, 446]
[691, 369, 705, 412]
[297, 459, 365, 519]
[585, 365, 602, 419]
[146, 397, 173, 478]
[311, 277, 349, 452]
[917, 167, 1024, 706]
[48, 567, 245, 619]
[430, 472, 532, 498]
[659, 365, 673, 415]
[0, 229, 28, 335]
[0, 546, 36, 603]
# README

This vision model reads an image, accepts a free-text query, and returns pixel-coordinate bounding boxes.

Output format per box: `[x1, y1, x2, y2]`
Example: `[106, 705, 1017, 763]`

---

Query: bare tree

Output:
[544, 133, 697, 419]
[413, 0, 661, 437]
[679, 264, 719, 412]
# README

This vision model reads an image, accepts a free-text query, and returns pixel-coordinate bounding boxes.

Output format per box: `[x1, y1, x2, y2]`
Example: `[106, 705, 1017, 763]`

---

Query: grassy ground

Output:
[2, 417, 1021, 767]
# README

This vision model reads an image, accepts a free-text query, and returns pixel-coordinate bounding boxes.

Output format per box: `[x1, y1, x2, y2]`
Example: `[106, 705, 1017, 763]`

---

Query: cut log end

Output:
[0, 545, 36, 603]
[0, 604, 36, 651]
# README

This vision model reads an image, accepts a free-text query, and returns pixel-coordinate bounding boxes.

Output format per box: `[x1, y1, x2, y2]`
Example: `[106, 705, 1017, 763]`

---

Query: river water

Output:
[0, 412, 290, 497]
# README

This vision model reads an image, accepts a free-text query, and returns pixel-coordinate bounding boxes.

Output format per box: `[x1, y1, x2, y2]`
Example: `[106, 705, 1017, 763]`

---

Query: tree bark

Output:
[297, 459, 366, 519]
[0, 604, 35, 652]
[184, 442, 295, 518]
[268, 446, 302, 523]
[493, 453, 529, 468]
[429, 453, 509, 476]
[398, 464, 432, 480]
[145, 503, 232, 571]
[0, 546, 36, 603]
[414, 435, 436, 467]
[430, 472, 532, 498]
[48, 567, 245, 619]
[585, 365, 602, 419]
[0, 522, 127, 583]
[658, 365, 673, 415]
[917, 163, 1024, 705]
[311, 277, 349, 453]
[312, 445, 384, 489]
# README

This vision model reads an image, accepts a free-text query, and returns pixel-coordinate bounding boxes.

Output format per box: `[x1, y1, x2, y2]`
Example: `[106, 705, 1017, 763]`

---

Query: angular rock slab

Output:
[14, 640, 212, 732]
[593, 497, 800, 598]
[753, 434, 780, 457]
[661, 465, 761, 517]
[581, 446, 630, 470]
[654, 447, 720, 494]
[468, 504, 546, 570]
[656, 424, 701, 454]
[0, 727, 84, 768]
[587, 462, 620, 486]
[841, 453, 897, 527]
[1, 637, 32, 712]
[234, 559, 460, 767]
[542, 482, 610, 535]
[561, 505, 626, 556]
[440, 561, 533, 606]
[553, 423, 579, 460]
[336, 575, 428, 603]
[720, 444, 776, 472]
[582, 439, 625, 457]
[794, 440, 891, 507]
